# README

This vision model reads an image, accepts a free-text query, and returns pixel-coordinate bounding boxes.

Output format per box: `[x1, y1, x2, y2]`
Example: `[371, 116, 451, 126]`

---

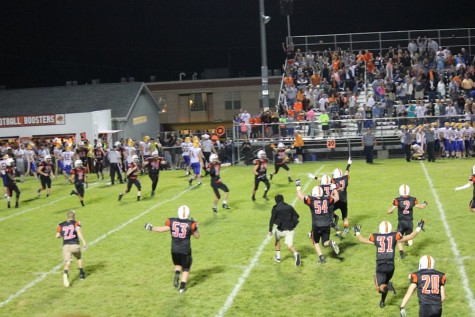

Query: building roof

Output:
[0, 82, 158, 119]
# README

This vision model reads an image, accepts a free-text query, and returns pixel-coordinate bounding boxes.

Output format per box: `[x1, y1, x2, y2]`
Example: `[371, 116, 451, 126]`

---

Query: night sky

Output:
[0, 0, 472, 89]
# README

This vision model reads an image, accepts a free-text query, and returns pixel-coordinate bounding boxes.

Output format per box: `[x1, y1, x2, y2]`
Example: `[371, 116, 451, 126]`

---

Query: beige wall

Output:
[147, 77, 282, 127]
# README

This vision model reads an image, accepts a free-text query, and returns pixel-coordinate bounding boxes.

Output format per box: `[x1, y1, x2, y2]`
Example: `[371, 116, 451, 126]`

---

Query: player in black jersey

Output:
[207, 153, 231, 213]
[252, 150, 271, 201]
[145, 205, 200, 293]
[454, 164, 475, 213]
[143, 151, 167, 197]
[331, 157, 352, 235]
[56, 210, 87, 287]
[269, 143, 293, 183]
[93, 143, 106, 180]
[70, 160, 88, 207]
[400, 255, 447, 317]
[387, 184, 427, 259]
[354, 219, 425, 308]
[5, 158, 20, 208]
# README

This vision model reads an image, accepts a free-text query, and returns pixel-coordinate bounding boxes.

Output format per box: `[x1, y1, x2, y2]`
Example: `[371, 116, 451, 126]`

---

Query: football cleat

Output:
[269, 173, 273, 181]
[379, 300, 385, 308]
[263, 195, 269, 201]
[63, 273, 70, 287]
[274, 255, 281, 263]
[118, 194, 123, 202]
[174, 274, 180, 288]
[179, 288, 186, 294]
[343, 227, 350, 234]
[212, 206, 217, 213]
[188, 178, 193, 186]
[331, 240, 340, 255]
[79, 271, 86, 280]
[295, 253, 301, 267]
[222, 203, 230, 209]
[319, 255, 326, 263]
[388, 281, 396, 294]
[252, 195, 256, 201]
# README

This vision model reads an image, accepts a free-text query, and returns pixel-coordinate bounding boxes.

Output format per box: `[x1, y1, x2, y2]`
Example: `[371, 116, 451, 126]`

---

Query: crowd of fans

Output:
[234, 37, 475, 139]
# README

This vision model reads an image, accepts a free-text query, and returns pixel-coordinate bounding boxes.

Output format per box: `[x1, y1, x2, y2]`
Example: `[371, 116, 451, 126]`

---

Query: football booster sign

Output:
[0, 114, 65, 127]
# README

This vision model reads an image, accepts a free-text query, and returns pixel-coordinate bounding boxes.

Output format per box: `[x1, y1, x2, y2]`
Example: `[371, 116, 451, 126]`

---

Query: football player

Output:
[354, 220, 425, 308]
[37, 155, 55, 197]
[188, 140, 204, 186]
[70, 160, 87, 207]
[61, 146, 75, 181]
[5, 158, 20, 208]
[252, 150, 271, 201]
[387, 184, 428, 259]
[93, 143, 106, 180]
[181, 136, 192, 176]
[143, 151, 167, 196]
[454, 164, 475, 213]
[269, 143, 293, 183]
[463, 121, 474, 158]
[207, 153, 231, 213]
[331, 157, 352, 235]
[118, 154, 142, 202]
[400, 255, 447, 317]
[75, 142, 88, 172]
[296, 179, 340, 263]
[144, 205, 200, 293]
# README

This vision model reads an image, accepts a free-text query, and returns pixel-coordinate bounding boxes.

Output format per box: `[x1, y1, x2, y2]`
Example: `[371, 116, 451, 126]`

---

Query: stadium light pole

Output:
[259, 0, 271, 111]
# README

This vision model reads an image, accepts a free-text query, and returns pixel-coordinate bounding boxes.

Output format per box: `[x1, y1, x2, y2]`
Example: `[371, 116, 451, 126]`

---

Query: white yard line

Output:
[0, 182, 101, 223]
[0, 187, 192, 309]
[216, 166, 325, 317]
[420, 162, 475, 316]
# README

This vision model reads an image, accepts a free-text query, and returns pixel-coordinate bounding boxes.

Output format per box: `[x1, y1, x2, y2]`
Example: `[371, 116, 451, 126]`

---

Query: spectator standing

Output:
[362, 128, 376, 163]
[293, 131, 304, 164]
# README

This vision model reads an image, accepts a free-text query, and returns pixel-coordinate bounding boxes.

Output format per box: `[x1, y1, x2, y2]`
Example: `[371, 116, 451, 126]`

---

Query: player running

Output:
[207, 153, 231, 213]
[331, 157, 352, 235]
[118, 154, 142, 202]
[70, 160, 87, 207]
[269, 143, 293, 183]
[252, 150, 271, 201]
[143, 151, 167, 197]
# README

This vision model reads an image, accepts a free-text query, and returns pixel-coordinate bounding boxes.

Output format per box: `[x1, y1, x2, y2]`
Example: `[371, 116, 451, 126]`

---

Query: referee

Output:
[268, 194, 301, 266]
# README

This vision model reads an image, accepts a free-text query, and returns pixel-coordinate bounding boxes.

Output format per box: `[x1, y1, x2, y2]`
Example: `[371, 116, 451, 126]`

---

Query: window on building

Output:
[224, 92, 241, 110]
[188, 93, 208, 112]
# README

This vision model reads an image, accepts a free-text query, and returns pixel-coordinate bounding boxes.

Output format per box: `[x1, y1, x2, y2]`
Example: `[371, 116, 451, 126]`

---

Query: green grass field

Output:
[1, 158, 474, 317]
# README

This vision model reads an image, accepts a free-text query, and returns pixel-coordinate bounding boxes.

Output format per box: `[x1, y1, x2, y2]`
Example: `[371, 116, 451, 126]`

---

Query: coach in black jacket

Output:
[268, 194, 301, 266]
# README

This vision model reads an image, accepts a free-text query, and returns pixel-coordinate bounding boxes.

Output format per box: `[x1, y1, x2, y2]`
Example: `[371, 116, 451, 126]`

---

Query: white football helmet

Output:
[152, 150, 159, 158]
[114, 141, 121, 147]
[45, 155, 52, 162]
[74, 160, 83, 168]
[332, 168, 343, 179]
[258, 150, 266, 159]
[132, 155, 139, 163]
[320, 175, 331, 185]
[312, 186, 323, 197]
[378, 221, 392, 234]
[472, 164, 475, 175]
[6, 158, 14, 166]
[277, 142, 285, 149]
[210, 153, 218, 162]
[418, 255, 435, 270]
[177, 205, 191, 219]
[399, 184, 410, 196]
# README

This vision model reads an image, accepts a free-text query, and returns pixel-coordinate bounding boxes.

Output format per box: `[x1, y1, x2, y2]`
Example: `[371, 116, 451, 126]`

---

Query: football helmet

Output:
[74, 160, 83, 168]
[277, 143, 285, 149]
[210, 153, 218, 162]
[96, 142, 103, 148]
[132, 155, 139, 163]
[152, 151, 159, 158]
[114, 141, 121, 147]
[332, 168, 343, 179]
[312, 186, 323, 198]
[399, 184, 410, 196]
[45, 155, 52, 162]
[6, 158, 14, 166]
[2, 154, 9, 159]
[66, 146, 72, 151]
[418, 255, 435, 270]
[444, 122, 450, 127]
[258, 150, 266, 159]
[193, 141, 200, 148]
[184, 137, 191, 143]
[177, 205, 191, 219]
[378, 221, 392, 234]
[320, 175, 331, 185]
[143, 136, 150, 142]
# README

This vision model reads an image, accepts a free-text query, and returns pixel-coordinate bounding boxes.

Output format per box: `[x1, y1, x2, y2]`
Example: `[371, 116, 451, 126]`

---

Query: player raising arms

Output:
[70, 160, 87, 207]
[144, 205, 200, 293]
[269, 143, 293, 183]
[454, 164, 475, 213]
[143, 151, 167, 197]
[296, 178, 340, 263]
[331, 157, 352, 235]
[399, 255, 447, 317]
[207, 153, 231, 213]
[354, 220, 425, 308]
[118, 155, 142, 202]
[252, 150, 271, 201]
[387, 184, 428, 259]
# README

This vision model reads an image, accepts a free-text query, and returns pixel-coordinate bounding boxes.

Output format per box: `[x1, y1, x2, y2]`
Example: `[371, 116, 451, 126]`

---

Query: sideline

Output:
[0, 187, 192, 309]
[420, 162, 475, 315]
[215, 166, 325, 317]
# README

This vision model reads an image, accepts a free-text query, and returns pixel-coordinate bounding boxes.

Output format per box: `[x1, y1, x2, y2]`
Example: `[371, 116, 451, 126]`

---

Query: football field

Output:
[1, 158, 474, 317]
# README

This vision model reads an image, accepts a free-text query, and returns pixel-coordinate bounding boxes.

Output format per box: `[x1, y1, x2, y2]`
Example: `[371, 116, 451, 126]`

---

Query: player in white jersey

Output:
[188, 141, 204, 186]
[53, 144, 63, 177]
[441, 122, 452, 158]
[181, 137, 192, 176]
[26, 144, 38, 178]
[454, 123, 464, 158]
[463, 122, 474, 157]
[61, 147, 75, 180]
[0, 154, 8, 197]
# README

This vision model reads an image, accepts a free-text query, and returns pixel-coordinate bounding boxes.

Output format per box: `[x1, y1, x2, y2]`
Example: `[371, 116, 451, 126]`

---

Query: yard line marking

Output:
[0, 182, 101, 223]
[0, 187, 192, 309]
[216, 166, 325, 317]
[421, 162, 475, 316]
